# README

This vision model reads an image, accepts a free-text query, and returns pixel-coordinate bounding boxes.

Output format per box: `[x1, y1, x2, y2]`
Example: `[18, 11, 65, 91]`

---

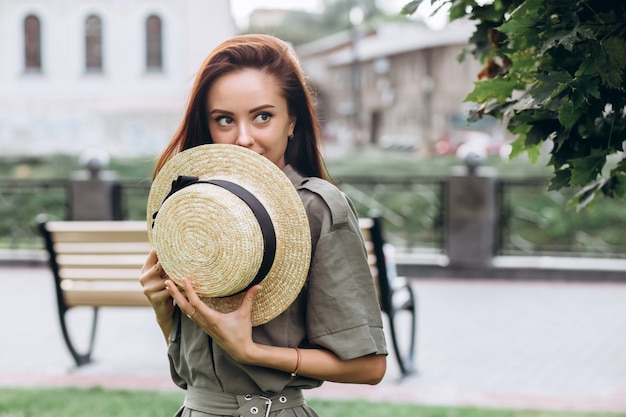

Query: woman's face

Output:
[206, 68, 295, 168]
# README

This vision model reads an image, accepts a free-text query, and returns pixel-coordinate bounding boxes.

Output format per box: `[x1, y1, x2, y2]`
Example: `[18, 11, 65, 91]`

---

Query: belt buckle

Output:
[259, 395, 272, 417]
[242, 393, 273, 417]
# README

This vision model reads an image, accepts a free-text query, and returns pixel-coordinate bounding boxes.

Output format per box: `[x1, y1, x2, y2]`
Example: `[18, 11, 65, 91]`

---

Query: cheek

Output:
[209, 128, 233, 144]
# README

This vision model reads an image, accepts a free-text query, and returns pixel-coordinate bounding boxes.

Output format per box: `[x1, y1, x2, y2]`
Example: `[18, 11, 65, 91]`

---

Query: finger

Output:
[152, 262, 164, 277]
[239, 285, 262, 313]
[165, 279, 187, 305]
[169, 278, 204, 319]
[181, 277, 201, 303]
[141, 249, 158, 272]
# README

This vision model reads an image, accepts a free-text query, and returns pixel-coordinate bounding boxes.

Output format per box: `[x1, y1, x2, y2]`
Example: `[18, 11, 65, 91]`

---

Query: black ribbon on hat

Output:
[152, 175, 277, 294]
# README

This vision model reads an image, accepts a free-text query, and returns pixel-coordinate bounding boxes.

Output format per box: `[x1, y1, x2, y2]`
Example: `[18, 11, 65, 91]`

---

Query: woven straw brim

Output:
[147, 144, 311, 326]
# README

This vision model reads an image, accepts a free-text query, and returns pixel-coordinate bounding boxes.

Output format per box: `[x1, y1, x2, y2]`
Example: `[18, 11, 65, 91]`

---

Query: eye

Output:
[254, 113, 272, 123]
[215, 116, 233, 127]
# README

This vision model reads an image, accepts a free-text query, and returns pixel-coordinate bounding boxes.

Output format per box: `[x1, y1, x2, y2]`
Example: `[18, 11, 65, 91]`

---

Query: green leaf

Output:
[525, 125, 548, 146]
[612, 157, 626, 174]
[541, 30, 577, 53]
[552, 128, 570, 153]
[530, 72, 572, 104]
[571, 76, 601, 104]
[569, 149, 606, 186]
[525, 142, 541, 163]
[449, 2, 471, 21]
[465, 78, 518, 103]
[470, 2, 505, 23]
[541, 23, 596, 54]
[548, 169, 571, 191]
[604, 37, 626, 70]
[601, 36, 626, 89]
[419, 0, 626, 201]
[571, 182, 601, 211]
[575, 41, 604, 78]
[558, 101, 585, 131]
[535, 71, 572, 85]
[579, 36, 626, 89]
[602, 174, 626, 198]
[483, 99, 518, 119]
[509, 136, 526, 159]
[499, 0, 545, 38]
[507, 116, 531, 135]
[400, 0, 423, 16]
[508, 136, 541, 163]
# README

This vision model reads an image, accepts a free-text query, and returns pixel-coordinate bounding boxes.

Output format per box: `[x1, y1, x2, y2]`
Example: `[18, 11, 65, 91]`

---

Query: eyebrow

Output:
[209, 104, 276, 115]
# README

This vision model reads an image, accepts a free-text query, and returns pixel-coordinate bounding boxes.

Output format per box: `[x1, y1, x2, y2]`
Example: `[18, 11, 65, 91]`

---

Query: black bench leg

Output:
[58, 307, 99, 367]
[388, 286, 417, 377]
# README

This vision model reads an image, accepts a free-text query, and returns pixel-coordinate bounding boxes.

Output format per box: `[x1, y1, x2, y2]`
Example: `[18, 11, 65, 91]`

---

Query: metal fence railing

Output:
[0, 179, 69, 250]
[1, 176, 625, 258]
[335, 176, 446, 254]
[497, 178, 626, 258]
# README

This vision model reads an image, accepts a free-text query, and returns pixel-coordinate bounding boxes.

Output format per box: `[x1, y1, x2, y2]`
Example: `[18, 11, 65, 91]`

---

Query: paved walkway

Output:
[2, 265, 626, 413]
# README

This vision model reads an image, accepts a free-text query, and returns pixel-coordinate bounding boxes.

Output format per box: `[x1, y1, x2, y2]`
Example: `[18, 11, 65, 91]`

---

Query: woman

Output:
[140, 34, 387, 417]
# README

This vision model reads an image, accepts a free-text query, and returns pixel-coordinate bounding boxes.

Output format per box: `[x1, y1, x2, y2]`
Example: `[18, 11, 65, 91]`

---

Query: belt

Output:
[184, 386, 306, 417]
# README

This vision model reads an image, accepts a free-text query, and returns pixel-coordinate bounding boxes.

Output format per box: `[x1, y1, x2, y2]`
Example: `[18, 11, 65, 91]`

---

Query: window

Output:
[146, 15, 163, 72]
[24, 15, 42, 72]
[85, 15, 103, 72]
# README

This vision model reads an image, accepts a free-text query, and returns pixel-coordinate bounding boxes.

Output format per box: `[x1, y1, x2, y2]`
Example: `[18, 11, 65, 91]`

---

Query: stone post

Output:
[69, 149, 121, 220]
[446, 152, 498, 269]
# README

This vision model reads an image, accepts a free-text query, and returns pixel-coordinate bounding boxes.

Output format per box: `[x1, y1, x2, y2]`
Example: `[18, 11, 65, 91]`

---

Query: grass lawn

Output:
[0, 387, 623, 417]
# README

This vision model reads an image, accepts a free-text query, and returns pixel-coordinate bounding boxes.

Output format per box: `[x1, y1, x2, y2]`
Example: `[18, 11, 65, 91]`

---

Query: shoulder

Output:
[296, 177, 356, 230]
[282, 165, 357, 233]
[297, 177, 344, 206]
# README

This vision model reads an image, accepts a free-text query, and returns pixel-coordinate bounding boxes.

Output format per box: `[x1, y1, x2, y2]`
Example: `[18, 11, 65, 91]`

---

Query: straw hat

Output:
[147, 144, 311, 326]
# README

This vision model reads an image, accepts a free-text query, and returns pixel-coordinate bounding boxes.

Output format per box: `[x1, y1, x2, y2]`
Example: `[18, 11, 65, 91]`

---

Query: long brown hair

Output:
[153, 34, 328, 180]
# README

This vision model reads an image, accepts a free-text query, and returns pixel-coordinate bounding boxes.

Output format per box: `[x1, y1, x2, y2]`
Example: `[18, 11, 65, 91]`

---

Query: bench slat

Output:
[50, 230, 148, 243]
[56, 254, 147, 268]
[54, 242, 151, 254]
[59, 268, 143, 281]
[63, 290, 150, 308]
[60, 280, 149, 307]
[45, 221, 147, 232]
[47, 220, 148, 244]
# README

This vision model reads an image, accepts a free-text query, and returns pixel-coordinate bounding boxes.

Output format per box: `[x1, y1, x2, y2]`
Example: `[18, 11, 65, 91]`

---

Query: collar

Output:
[282, 164, 305, 188]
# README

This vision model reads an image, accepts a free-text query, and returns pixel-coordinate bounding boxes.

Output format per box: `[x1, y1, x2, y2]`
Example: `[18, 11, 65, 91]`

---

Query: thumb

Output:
[240, 285, 262, 312]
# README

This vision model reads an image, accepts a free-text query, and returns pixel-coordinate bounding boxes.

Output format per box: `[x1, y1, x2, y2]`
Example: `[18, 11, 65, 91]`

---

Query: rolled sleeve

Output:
[306, 223, 387, 360]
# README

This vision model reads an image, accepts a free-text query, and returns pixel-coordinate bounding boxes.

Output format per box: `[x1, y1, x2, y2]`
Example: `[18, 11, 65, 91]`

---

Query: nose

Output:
[235, 124, 254, 147]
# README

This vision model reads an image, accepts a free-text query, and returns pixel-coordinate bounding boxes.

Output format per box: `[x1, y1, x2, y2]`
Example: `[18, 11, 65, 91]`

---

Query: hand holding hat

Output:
[147, 144, 311, 326]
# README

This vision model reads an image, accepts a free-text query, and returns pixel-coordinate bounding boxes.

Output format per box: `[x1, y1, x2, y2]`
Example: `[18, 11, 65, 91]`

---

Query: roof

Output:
[298, 19, 476, 67]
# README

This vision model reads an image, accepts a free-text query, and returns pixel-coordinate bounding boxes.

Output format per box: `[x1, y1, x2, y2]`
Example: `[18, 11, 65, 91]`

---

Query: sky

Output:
[229, 0, 449, 29]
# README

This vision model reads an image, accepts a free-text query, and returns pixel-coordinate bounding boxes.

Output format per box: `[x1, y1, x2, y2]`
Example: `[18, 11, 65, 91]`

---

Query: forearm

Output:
[157, 317, 172, 345]
[250, 344, 386, 385]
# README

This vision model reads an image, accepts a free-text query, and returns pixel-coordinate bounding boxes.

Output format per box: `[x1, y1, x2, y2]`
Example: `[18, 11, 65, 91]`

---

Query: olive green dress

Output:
[168, 165, 388, 417]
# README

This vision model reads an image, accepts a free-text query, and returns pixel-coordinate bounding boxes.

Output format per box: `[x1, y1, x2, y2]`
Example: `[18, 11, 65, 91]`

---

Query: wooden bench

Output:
[38, 218, 150, 366]
[39, 216, 417, 375]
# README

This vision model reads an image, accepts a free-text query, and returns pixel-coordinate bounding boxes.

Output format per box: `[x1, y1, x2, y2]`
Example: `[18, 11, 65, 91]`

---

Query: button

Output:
[250, 406, 259, 414]
[278, 396, 287, 403]
[244, 394, 253, 400]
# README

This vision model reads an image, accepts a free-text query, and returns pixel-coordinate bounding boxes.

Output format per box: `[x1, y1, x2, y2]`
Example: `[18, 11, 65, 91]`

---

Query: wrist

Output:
[234, 342, 262, 365]
[290, 347, 302, 377]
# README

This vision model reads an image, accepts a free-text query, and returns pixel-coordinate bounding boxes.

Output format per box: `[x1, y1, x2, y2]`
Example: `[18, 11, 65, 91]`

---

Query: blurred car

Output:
[378, 134, 421, 151]
[436, 112, 509, 157]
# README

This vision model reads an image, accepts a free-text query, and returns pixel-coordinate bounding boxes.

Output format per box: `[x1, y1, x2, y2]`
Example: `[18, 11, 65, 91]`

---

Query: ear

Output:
[289, 115, 296, 135]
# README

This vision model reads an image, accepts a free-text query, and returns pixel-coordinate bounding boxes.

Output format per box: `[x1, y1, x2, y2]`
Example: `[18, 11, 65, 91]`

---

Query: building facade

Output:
[297, 20, 505, 155]
[0, 0, 235, 157]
